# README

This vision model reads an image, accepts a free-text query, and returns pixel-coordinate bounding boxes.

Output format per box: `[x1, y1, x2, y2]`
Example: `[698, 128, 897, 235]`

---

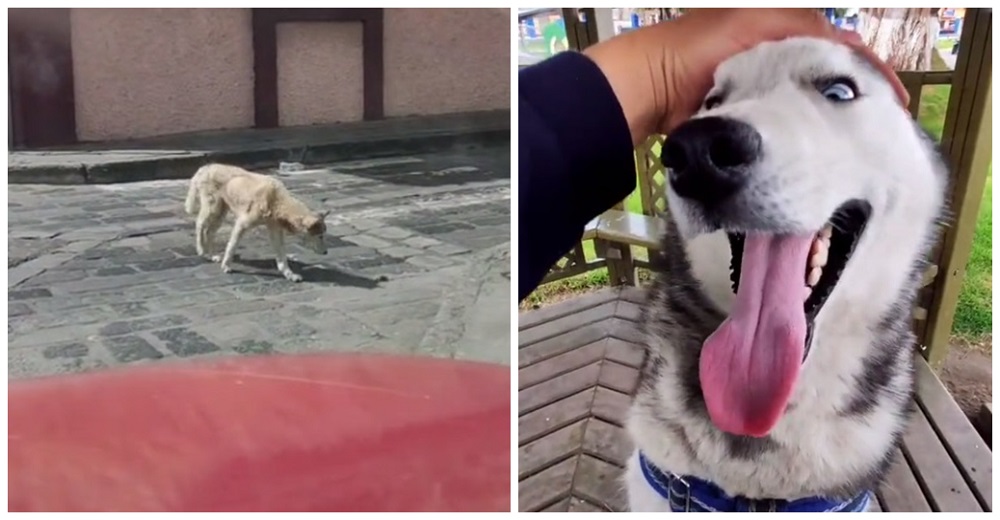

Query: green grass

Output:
[952, 166, 992, 339]
[919, 48, 952, 140]
[520, 267, 654, 310]
[918, 85, 950, 140]
[936, 36, 958, 52]
[519, 38, 549, 56]
[520, 268, 610, 309]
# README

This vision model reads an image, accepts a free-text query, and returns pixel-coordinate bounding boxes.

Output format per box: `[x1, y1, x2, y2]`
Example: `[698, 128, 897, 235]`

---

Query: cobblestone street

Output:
[8, 146, 511, 379]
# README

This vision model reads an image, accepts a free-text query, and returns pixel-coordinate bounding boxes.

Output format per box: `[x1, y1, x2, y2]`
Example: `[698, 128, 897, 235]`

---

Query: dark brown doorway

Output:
[8, 8, 78, 149]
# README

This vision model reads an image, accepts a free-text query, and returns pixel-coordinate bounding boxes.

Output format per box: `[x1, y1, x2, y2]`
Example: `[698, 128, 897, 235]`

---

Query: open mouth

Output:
[726, 199, 873, 357]
[698, 199, 871, 437]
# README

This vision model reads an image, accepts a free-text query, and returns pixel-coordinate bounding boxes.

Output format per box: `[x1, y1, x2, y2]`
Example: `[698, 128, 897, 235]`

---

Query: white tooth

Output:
[804, 286, 812, 301]
[820, 226, 833, 239]
[810, 246, 828, 268]
[807, 267, 822, 286]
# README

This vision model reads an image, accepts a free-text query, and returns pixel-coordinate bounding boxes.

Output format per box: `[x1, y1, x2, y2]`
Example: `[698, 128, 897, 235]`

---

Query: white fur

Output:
[184, 163, 330, 282]
[625, 451, 675, 512]
[627, 38, 945, 510]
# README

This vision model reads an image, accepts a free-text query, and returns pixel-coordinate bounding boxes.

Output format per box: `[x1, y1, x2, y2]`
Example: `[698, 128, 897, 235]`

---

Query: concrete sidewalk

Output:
[9, 110, 509, 185]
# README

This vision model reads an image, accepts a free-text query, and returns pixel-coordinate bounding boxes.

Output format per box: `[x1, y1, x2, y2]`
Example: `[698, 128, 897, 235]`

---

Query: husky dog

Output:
[184, 163, 329, 282]
[625, 38, 948, 512]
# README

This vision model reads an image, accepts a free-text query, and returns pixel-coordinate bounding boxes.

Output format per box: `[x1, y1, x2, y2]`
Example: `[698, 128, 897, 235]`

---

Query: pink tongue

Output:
[700, 233, 813, 437]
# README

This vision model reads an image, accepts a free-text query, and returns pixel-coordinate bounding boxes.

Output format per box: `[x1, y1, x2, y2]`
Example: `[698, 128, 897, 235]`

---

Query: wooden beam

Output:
[361, 9, 384, 121]
[897, 70, 955, 87]
[922, 8, 992, 366]
[251, 11, 279, 128]
[591, 8, 616, 42]
[901, 74, 924, 119]
[562, 8, 600, 50]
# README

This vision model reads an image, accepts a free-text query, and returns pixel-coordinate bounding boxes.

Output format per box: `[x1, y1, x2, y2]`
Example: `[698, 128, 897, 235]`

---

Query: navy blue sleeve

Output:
[518, 52, 637, 301]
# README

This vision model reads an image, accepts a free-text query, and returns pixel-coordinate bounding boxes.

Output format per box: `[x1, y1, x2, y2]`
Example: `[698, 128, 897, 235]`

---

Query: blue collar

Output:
[639, 452, 871, 512]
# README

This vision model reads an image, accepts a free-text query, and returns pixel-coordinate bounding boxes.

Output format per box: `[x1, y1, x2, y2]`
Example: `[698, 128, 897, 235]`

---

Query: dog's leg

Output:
[195, 214, 207, 257]
[219, 218, 248, 273]
[195, 198, 217, 258]
[267, 224, 302, 282]
[205, 205, 227, 262]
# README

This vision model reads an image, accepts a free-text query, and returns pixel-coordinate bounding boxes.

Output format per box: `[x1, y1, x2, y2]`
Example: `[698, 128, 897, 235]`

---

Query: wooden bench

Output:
[517, 287, 992, 512]
[583, 209, 665, 251]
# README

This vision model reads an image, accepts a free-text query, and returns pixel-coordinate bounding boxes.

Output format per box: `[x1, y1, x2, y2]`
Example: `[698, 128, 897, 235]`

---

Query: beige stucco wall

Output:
[69, 8, 509, 141]
[384, 8, 510, 117]
[277, 22, 364, 127]
[71, 8, 254, 142]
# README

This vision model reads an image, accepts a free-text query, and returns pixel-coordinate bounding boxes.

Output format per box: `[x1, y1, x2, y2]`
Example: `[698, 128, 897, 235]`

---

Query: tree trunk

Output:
[858, 8, 936, 71]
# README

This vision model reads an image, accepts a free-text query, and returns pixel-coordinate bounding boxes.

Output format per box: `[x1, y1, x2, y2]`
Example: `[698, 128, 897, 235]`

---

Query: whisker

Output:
[826, 213, 853, 234]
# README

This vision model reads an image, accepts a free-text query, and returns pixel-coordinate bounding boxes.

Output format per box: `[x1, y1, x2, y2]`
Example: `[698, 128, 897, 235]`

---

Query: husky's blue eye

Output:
[821, 81, 857, 102]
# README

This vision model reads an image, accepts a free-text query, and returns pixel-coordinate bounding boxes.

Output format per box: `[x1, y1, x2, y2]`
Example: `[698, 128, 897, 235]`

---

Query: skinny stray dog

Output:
[184, 163, 329, 282]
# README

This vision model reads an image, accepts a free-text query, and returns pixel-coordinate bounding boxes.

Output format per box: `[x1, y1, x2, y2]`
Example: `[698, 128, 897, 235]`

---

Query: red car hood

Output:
[8, 354, 511, 512]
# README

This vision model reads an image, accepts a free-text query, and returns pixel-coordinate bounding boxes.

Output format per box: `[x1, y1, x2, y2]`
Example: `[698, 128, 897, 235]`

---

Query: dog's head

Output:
[663, 37, 946, 437]
[299, 210, 330, 255]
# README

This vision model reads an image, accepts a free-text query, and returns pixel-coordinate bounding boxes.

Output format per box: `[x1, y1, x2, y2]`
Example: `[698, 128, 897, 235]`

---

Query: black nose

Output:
[663, 117, 762, 207]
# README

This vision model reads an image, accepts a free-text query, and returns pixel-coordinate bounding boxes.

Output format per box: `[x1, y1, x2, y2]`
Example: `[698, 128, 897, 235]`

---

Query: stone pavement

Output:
[8, 146, 511, 379]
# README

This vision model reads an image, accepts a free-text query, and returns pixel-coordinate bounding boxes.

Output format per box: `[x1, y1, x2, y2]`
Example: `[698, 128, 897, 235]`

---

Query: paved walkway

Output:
[939, 46, 957, 70]
[8, 146, 511, 379]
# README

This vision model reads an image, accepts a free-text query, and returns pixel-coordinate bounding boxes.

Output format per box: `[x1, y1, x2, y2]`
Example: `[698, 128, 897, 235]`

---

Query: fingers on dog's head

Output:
[790, 14, 908, 108]
[815, 22, 908, 108]
[843, 41, 910, 108]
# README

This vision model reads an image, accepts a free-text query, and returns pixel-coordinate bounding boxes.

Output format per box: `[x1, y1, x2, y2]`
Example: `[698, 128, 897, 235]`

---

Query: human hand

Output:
[584, 8, 909, 144]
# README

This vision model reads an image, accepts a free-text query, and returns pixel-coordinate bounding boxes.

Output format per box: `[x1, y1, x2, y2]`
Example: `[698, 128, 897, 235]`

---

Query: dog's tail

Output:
[184, 167, 203, 215]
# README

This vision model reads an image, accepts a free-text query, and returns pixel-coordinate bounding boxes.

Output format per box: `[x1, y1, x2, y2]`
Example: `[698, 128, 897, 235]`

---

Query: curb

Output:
[9, 126, 509, 185]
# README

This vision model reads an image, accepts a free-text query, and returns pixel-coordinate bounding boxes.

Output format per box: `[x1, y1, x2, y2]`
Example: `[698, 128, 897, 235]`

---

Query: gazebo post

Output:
[921, 8, 992, 365]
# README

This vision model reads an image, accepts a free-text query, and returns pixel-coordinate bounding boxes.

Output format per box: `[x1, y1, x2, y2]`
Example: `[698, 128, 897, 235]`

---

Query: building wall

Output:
[383, 8, 510, 117]
[71, 8, 255, 141]
[67, 8, 509, 142]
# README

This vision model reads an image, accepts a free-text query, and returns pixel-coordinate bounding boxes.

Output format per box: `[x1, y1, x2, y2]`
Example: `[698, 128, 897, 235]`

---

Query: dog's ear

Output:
[306, 216, 326, 235]
[319, 209, 331, 219]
